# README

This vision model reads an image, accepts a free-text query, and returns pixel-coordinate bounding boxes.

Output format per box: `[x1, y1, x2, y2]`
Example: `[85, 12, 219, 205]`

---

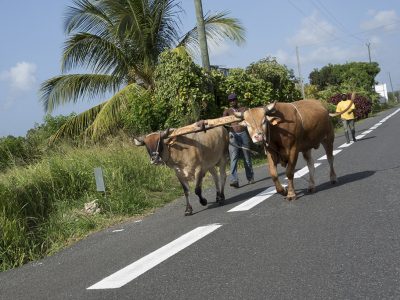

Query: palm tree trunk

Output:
[193, 0, 210, 72]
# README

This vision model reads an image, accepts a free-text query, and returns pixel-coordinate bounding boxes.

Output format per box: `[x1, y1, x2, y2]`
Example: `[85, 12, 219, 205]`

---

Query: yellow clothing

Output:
[336, 100, 356, 120]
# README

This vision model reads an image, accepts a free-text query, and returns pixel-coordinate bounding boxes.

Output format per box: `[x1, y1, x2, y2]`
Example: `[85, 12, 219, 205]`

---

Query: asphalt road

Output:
[1, 106, 400, 300]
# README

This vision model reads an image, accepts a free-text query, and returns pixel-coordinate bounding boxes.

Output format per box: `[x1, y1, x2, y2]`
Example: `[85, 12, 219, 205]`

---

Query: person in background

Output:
[336, 93, 357, 143]
[223, 93, 254, 188]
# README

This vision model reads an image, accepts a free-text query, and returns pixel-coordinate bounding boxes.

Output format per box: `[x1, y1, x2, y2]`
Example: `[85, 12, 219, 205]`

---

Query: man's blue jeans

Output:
[229, 131, 254, 183]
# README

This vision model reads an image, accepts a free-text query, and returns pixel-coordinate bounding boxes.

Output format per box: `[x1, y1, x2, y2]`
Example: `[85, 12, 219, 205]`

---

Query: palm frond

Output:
[64, 0, 112, 35]
[39, 74, 122, 113]
[178, 11, 246, 58]
[49, 83, 144, 143]
[61, 32, 128, 74]
[48, 101, 106, 144]
[87, 83, 144, 140]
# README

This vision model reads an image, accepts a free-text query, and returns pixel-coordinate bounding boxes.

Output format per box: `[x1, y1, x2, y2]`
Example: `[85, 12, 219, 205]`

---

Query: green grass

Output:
[0, 141, 182, 271]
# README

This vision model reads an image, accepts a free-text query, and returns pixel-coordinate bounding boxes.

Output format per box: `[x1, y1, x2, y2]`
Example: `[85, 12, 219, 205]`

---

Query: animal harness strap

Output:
[289, 103, 304, 129]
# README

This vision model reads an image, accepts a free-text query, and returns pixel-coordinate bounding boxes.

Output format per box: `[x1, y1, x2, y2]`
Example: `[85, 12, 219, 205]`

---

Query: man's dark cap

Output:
[228, 93, 237, 101]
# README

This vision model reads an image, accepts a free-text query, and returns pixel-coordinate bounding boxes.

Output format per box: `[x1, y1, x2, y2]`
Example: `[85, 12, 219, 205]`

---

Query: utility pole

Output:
[366, 42, 371, 63]
[296, 46, 305, 99]
[194, 0, 210, 72]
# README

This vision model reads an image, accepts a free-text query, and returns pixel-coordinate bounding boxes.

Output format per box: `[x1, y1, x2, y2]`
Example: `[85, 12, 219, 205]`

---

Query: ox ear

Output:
[134, 136, 145, 146]
[264, 101, 277, 116]
[266, 116, 282, 126]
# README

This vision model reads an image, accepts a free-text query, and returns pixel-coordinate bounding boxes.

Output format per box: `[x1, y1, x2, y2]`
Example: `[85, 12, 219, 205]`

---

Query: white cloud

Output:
[0, 61, 37, 92]
[287, 11, 338, 47]
[0, 62, 38, 110]
[361, 10, 400, 32]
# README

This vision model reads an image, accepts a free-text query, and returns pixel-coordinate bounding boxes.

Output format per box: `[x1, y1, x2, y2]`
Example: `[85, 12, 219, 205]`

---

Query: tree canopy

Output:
[309, 62, 380, 92]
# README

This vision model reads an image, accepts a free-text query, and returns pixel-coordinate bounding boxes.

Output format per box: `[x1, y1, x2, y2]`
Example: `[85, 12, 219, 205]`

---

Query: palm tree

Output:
[40, 0, 245, 141]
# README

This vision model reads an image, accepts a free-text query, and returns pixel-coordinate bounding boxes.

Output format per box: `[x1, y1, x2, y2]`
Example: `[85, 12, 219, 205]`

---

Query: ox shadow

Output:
[294, 170, 376, 199]
[207, 186, 270, 210]
[355, 135, 375, 142]
[208, 173, 290, 208]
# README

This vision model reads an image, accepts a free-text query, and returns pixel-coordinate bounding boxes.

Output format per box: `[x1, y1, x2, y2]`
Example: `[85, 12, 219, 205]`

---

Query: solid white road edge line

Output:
[87, 224, 222, 290]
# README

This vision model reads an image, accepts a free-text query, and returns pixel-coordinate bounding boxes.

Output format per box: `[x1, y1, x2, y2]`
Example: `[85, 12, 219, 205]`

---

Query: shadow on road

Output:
[295, 170, 376, 199]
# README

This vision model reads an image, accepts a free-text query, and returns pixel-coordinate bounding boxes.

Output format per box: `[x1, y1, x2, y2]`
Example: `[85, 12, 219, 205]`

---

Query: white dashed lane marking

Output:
[87, 224, 222, 289]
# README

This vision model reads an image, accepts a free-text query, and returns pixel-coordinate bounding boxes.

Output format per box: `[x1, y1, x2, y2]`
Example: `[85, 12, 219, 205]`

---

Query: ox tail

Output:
[329, 92, 356, 117]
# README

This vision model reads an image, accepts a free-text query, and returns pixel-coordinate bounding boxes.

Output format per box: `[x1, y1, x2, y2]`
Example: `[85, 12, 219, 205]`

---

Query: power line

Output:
[310, 0, 364, 43]
[287, 0, 341, 42]
[294, 20, 400, 48]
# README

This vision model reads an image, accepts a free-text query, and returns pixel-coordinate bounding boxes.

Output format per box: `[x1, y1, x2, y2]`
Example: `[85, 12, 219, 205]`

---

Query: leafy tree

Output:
[215, 68, 272, 108]
[246, 57, 301, 102]
[309, 62, 380, 92]
[304, 84, 319, 99]
[309, 64, 341, 90]
[152, 49, 217, 128]
[122, 49, 217, 133]
[39, 0, 245, 141]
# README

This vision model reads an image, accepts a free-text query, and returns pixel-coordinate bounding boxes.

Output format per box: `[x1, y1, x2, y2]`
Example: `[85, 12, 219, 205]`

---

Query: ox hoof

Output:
[184, 205, 193, 216]
[199, 198, 207, 206]
[216, 192, 225, 205]
[286, 194, 297, 201]
[278, 187, 288, 197]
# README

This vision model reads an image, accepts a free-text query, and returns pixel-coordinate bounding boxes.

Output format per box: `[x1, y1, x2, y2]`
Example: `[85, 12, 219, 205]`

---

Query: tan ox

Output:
[234, 99, 337, 200]
[134, 126, 229, 215]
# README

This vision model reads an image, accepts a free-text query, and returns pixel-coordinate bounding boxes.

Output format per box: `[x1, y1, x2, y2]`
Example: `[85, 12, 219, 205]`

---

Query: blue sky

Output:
[1, 0, 399, 137]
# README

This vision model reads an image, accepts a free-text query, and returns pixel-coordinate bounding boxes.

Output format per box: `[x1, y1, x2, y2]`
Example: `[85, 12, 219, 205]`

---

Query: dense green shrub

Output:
[246, 57, 301, 103]
[214, 68, 273, 108]
[0, 115, 74, 173]
[0, 136, 29, 172]
[152, 49, 218, 129]
[212, 57, 301, 109]
[120, 86, 156, 135]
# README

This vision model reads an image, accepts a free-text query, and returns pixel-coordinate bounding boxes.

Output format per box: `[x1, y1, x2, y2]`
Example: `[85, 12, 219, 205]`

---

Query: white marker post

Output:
[94, 167, 106, 198]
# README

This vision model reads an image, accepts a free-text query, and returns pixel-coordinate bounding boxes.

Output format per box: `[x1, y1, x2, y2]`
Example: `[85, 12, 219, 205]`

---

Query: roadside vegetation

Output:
[1, 0, 399, 272]
[0, 140, 181, 271]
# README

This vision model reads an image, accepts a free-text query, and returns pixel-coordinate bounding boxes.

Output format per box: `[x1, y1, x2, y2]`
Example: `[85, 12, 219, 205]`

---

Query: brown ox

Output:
[234, 99, 337, 200]
[134, 126, 229, 215]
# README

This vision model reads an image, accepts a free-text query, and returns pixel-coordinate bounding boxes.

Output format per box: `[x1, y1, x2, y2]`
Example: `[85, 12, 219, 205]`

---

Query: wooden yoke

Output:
[168, 115, 242, 138]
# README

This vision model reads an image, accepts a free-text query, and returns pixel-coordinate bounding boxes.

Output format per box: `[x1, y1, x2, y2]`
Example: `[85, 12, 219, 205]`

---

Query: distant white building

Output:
[375, 83, 388, 103]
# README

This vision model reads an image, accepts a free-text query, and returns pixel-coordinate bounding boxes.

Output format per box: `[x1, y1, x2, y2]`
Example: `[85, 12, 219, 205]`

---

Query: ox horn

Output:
[264, 100, 277, 116]
[133, 136, 145, 146]
[160, 128, 176, 139]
